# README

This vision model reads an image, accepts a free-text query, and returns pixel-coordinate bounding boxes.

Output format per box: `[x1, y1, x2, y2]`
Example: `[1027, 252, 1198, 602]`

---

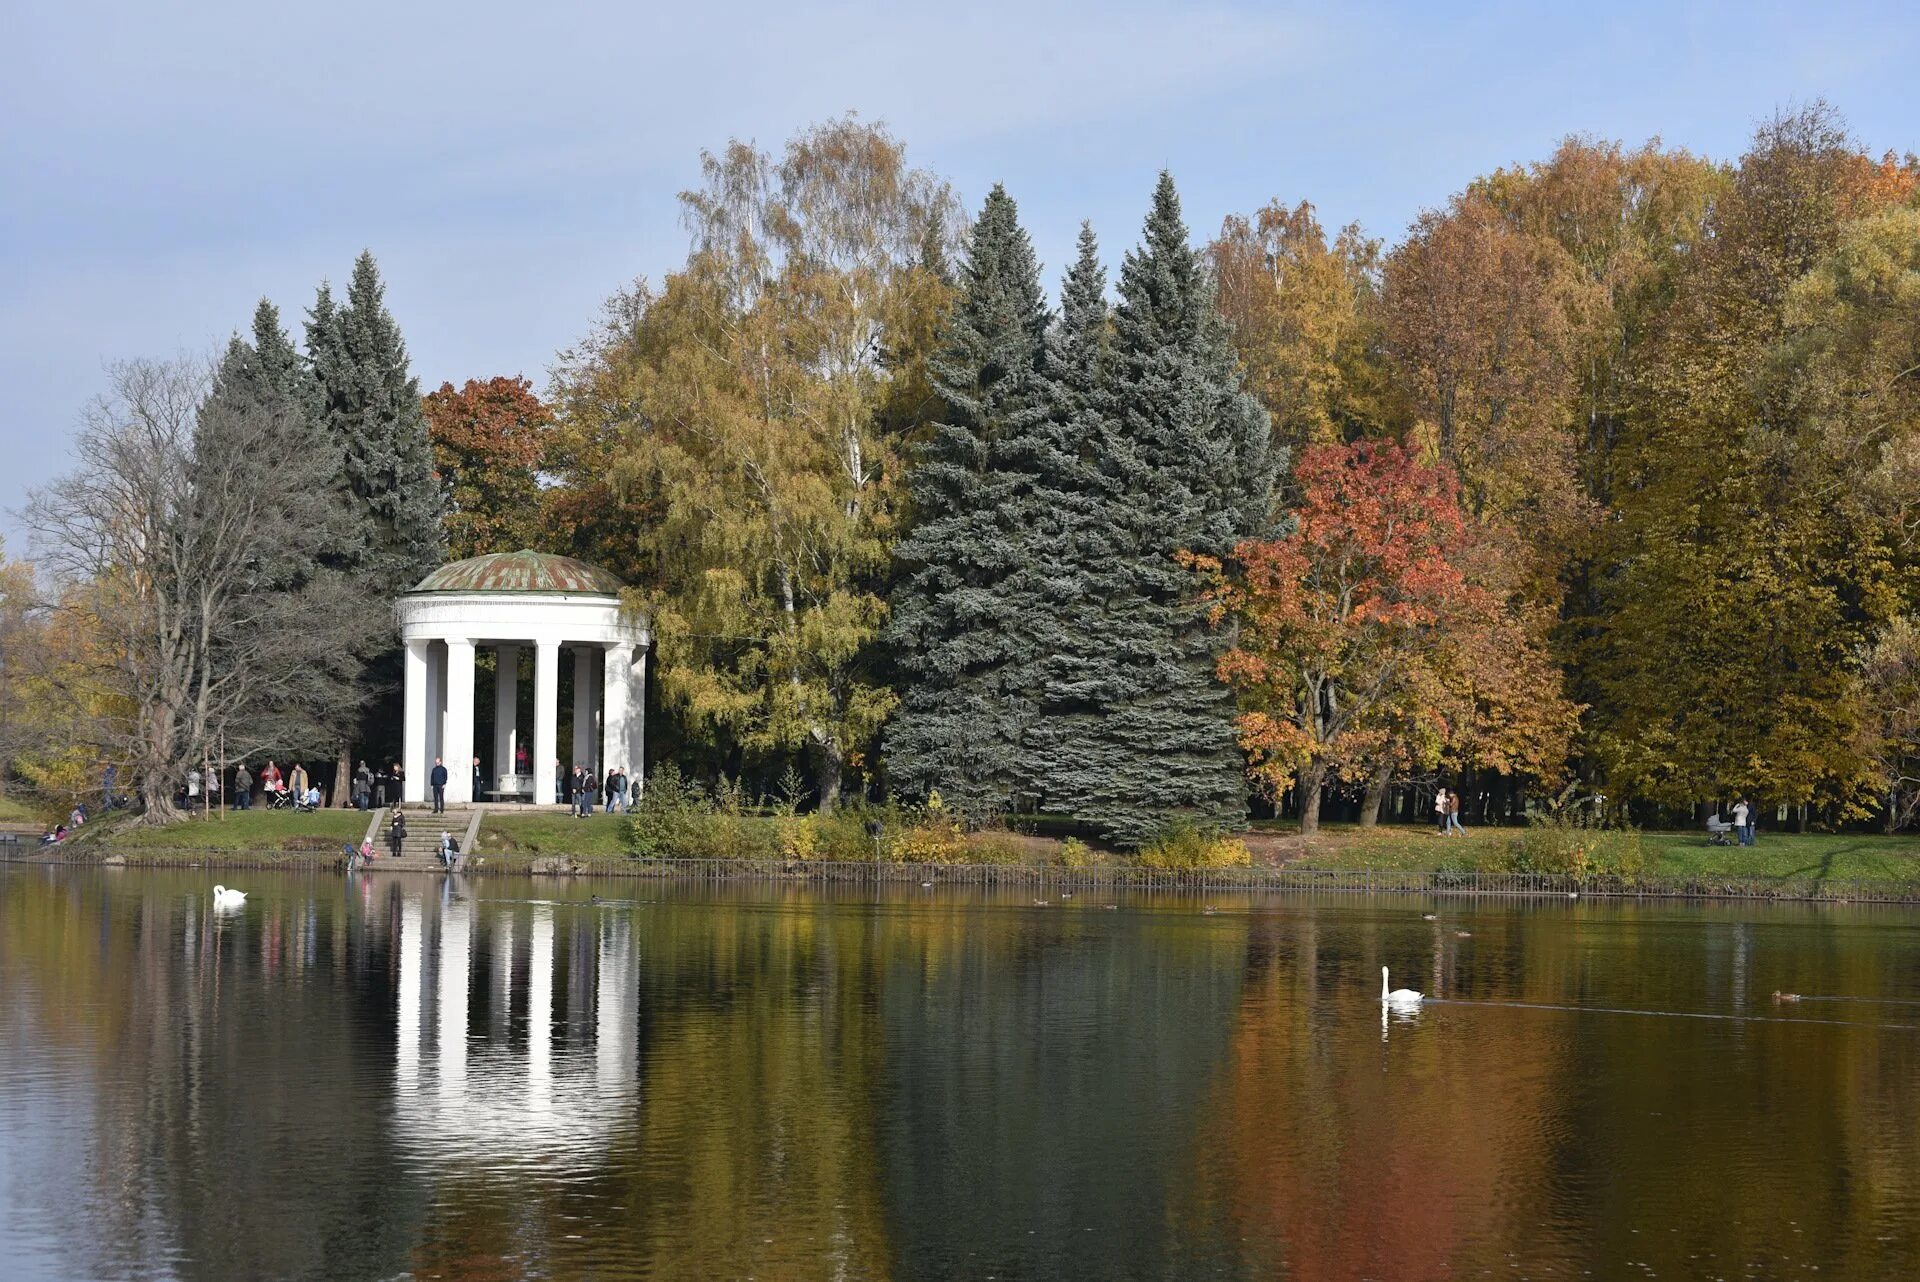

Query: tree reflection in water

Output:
[2, 870, 1919, 1281]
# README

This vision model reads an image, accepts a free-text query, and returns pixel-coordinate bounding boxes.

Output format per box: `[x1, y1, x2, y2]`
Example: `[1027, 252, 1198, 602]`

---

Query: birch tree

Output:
[554, 117, 959, 808]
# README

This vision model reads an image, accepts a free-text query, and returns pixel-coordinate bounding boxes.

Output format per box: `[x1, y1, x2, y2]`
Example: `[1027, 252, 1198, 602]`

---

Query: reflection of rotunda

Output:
[394, 551, 650, 805]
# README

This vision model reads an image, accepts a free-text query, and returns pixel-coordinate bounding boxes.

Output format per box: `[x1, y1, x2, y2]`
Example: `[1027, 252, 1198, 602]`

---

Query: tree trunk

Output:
[330, 742, 351, 807]
[1359, 758, 1392, 828]
[1297, 761, 1329, 836]
[813, 739, 845, 815]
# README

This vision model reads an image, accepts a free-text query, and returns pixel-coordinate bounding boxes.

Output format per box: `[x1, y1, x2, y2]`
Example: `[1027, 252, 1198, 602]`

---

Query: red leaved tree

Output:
[1197, 441, 1565, 833]
[423, 375, 554, 560]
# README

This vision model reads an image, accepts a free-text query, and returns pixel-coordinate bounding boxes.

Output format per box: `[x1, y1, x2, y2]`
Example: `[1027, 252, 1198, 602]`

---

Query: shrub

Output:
[621, 764, 709, 858]
[1508, 815, 1644, 877]
[1137, 818, 1253, 870]
[779, 814, 821, 861]
[964, 831, 1027, 865]
[887, 812, 966, 864]
[1059, 836, 1095, 869]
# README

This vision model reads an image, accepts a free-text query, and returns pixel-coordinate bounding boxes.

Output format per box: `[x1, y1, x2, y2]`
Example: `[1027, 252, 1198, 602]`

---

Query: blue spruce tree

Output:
[886, 185, 1051, 819]
[1041, 175, 1277, 846]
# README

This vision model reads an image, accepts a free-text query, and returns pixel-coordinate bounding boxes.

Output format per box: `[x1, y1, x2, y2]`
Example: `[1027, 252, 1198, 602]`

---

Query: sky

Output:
[4, 0, 1916, 553]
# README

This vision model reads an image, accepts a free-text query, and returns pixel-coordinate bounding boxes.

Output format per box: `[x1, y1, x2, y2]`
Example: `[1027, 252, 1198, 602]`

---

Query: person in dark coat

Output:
[233, 764, 253, 811]
[353, 760, 373, 811]
[429, 757, 448, 814]
[388, 809, 408, 860]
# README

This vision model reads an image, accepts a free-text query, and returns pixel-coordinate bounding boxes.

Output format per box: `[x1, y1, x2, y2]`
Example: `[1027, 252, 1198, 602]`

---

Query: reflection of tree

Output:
[1181, 903, 1920, 1277]
[10, 873, 1920, 1279]
[1176, 911, 1553, 1280]
[0, 869, 424, 1280]
[590, 888, 898, 1279]
[871, 904, 1250, 1278]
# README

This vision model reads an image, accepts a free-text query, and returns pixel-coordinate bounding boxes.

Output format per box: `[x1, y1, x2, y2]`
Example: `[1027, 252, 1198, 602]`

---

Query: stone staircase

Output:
[359, 806, 483, 873]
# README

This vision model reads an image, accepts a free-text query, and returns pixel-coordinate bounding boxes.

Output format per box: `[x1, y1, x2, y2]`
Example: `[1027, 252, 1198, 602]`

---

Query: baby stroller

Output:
[267, 788, 295, 811]
[1705, 814, 1738, 846]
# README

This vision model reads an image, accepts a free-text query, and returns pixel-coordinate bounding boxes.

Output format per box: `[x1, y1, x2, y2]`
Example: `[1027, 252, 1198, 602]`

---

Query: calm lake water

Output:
[3, 866, 1919, 1280]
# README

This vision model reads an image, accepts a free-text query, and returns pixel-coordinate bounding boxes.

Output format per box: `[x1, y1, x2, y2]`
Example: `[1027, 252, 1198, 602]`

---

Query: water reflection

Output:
[2, 868, 1919, 1280]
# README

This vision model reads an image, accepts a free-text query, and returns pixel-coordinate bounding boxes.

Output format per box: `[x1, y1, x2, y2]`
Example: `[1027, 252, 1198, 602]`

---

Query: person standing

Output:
[1447, 790, 1466, 836]
[472, 755, 483, 803]
[429, 757, 448, 814]
[388, 809, 407, 860]
[353, 761, 372, 810]
[288, 762, 308, 800]
[263, 760, 283, 797]
[234, 763, 253, 811]
[1733, 797, 1753, 847]
[1434, 788, 1449, 835]
[608, 764, 629, 815]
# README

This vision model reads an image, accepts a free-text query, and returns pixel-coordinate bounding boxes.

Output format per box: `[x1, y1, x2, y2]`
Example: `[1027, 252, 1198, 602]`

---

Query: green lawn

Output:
[86, 809, 372, 852]
[475, 812, 633, 858]
[1285, 823, 1920, 884]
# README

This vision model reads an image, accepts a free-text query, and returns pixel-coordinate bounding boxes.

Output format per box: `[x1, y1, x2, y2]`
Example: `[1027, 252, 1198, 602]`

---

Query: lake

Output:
[3, 865, 1918, 1280]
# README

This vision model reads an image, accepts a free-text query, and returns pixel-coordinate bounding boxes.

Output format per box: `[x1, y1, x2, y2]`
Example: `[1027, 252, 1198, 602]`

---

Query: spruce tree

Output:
[305, 252, 447, 588]
[886, 185, 1051, 818]
[1021, 225, 1124, 817]
[194, 304, 373, 760]
[1054, 175, 1278, 845]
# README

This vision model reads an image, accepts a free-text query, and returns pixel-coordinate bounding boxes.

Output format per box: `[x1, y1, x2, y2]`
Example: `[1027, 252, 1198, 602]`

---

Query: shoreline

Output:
[10, 847, 1920, 905]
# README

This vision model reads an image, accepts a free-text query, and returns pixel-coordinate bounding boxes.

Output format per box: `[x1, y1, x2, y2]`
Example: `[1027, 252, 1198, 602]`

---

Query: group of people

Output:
[1729, 797, 1760, 847]
[349, 761, 406, 811]
[567, 763, 632, 817]
[1433, 787, 1466, 836]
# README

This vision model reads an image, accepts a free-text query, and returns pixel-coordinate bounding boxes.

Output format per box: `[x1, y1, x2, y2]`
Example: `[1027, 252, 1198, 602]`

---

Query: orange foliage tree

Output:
[422, 375, 553, 560]
[1195, 442, 1570, 833]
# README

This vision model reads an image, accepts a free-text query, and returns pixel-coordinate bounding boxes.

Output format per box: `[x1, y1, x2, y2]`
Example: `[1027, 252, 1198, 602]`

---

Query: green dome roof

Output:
[409, 550, 626, 596]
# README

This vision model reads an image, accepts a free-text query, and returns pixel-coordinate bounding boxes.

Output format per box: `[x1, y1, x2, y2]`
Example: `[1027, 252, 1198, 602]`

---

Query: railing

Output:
[12, 844, 1920, 904]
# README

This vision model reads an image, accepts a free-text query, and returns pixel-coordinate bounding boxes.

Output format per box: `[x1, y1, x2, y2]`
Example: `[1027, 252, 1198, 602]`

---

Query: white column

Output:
[493, 643, 519, 788]
[533, 640, 560, 808]
[601, 642, 634, 783]
[425, 642, 444, 771]
[403, 639, 429, 804]
[571, 646, 595, 776]
[445, 638, 476, 804]
[631, 647, 648, 796]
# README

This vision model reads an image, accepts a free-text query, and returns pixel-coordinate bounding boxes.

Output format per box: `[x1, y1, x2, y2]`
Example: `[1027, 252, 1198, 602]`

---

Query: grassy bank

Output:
[28, 807, 1920, 892]
[1285, 824, 1920, 884]
[68, 809, 370, 854]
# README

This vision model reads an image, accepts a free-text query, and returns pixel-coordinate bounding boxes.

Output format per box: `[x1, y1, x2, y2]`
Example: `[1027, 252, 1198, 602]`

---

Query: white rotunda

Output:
[394, 550, 649, 806]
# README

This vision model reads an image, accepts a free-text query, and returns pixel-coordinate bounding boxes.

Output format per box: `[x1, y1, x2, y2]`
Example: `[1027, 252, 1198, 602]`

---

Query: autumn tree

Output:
[1198, 442, 1568, 834]
[1587, 105, 1918, 815]
[1859, 618, 1920, 831]
[1379, 192, 1599, 597]
[424, 375, 553, 559]
[552, 117, 960, 809]
[1207, 199, 1389, 454]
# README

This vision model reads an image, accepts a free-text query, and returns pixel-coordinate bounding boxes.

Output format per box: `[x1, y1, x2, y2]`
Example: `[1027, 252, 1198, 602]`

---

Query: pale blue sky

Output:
[4, 1, 1916, 550]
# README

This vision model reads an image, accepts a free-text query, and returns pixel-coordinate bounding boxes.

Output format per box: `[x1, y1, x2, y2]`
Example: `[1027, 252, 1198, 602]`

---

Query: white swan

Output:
[212, 884, 247, 908]
[1381, 966, 1423, 1007]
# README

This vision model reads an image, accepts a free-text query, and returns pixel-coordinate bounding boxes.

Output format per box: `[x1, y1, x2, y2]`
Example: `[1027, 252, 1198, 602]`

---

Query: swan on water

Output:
[212, 885, 247, 907]
[1381, 966, 1423, 1007]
